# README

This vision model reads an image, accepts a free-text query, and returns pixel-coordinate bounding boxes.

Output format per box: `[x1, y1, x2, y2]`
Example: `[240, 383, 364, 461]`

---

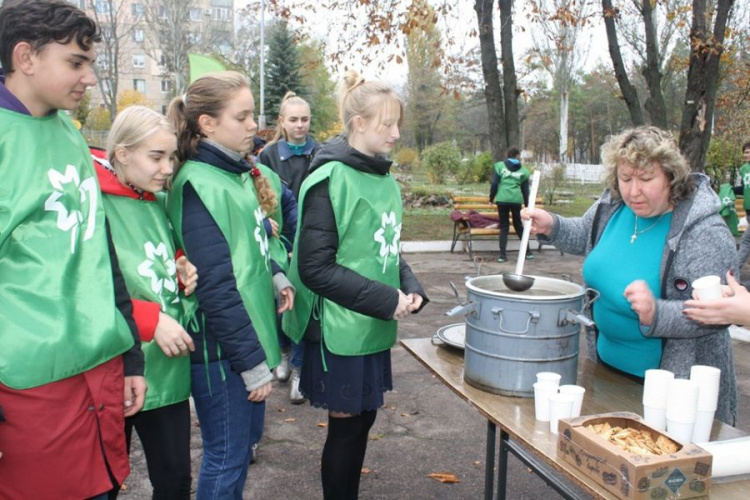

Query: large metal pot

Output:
[446, 275, 596, 397]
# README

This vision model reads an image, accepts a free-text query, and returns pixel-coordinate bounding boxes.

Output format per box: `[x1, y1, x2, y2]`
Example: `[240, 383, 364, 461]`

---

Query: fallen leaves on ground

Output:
[427, 472, 460, 483]
[361, 468, 372, 474]
[276, 407, 287, 413]
[316, 422, 328, 427]
[283, 418, 296, 423]
[369, 433, 384, 441]
[119, 484, 128, 492]
[400, 410, 419, 417]
[473, 461, 481, 466]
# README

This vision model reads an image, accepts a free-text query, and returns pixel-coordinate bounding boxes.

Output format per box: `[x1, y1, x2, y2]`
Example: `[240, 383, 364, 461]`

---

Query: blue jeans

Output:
[278, 315, 304, 369]
[191, 361, 265, 500]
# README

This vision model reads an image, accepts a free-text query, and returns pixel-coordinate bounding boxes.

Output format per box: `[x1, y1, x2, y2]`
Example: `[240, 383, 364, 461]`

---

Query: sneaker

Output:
[289, 369, 305, 405]
[497, 256, 507, 263]
[525, 253, 534, 260]
[250, 443, 258, 464]
[274, 352, 291, 382]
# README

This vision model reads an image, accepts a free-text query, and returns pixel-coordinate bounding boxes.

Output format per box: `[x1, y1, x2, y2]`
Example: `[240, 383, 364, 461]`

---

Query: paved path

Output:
[122, 250, 750, 499]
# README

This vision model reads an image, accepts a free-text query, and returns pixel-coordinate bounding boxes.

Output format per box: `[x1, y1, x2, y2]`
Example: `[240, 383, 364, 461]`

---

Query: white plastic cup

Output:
[667, 419, 695, 443]
[559, 385, 585, 417]
[548, 393, 575, 435]
[666, 379, 699, 423]
[533, 383, 558, 422]
[643, 405, 667, 431]
[691, 409, 716, 443]
[643, 369, 674, 409]
[690, 365, 721, 411]
[536, 372, 561, 388]
[691, 275, 722, 300]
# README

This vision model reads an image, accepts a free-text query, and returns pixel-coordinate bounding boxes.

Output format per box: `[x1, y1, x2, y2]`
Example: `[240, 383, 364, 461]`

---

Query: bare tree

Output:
[499, 0, 521, 149]
[87, 0, 140, 122]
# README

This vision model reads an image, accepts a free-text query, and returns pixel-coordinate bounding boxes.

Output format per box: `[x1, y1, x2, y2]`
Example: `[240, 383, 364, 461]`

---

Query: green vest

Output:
[0, 109, 134, 389]
[741, 162, 750, 210]
[283, 161, 401, 355]
[493, 161, 530, 204]
[167, 160, 280, 369]
[256, 162, 289, 272]
[718, 183, 740, 237]
[103, 191, 195, 410]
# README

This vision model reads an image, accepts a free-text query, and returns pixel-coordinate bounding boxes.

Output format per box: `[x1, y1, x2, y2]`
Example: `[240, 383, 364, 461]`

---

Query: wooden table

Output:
[401, 337, 750, 500]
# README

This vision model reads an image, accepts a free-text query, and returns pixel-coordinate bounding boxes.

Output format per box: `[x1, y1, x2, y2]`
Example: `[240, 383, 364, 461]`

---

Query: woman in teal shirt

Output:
[524, 126, 738, 425]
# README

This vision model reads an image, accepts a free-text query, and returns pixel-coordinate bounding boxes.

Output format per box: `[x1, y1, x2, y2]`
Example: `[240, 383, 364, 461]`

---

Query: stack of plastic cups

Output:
[533, 372, 561, 422]
[559, 385, 586, 418]
[642, 369, 674, 431]
[690, 365, 721, 443]
[666, 379, 700, 443]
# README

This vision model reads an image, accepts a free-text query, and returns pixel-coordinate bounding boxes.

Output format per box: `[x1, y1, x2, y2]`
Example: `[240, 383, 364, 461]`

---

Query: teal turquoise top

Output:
[582, 205, 672, 377]
[287, 140, 307, 156]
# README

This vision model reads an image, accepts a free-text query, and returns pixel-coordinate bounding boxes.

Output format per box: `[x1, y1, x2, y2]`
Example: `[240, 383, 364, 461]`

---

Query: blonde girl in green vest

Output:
[96, 106, 199, 499]
[166, 71, 294, 499]
[283, 70, 428, 500]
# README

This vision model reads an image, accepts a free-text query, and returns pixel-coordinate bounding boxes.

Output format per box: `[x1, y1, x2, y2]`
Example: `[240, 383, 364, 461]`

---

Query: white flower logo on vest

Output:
[44, 165, 98, 254]
[137, 241, 178, 311]
[744, 172, 750, 186]
[721, 196, 735, 209]
[254, 206, 270, 268]
[374, 211, 401, 273]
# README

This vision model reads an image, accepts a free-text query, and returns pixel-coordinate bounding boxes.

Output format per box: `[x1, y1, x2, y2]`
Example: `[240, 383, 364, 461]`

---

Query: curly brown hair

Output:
[601, 126, 695, 206]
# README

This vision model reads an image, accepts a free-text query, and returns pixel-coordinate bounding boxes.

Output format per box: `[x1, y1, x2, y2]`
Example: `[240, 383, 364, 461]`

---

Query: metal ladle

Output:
[503, 170, 541, 292]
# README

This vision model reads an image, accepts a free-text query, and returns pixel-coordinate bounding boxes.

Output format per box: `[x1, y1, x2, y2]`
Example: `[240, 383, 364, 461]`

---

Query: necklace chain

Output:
[631, 214, 666, 244]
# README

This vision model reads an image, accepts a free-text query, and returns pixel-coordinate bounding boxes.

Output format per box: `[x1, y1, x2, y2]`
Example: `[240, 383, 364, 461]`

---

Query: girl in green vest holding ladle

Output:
[166, 71, 295, 499]
[284, 70, 428, 500]
[95, 106, 198, 499]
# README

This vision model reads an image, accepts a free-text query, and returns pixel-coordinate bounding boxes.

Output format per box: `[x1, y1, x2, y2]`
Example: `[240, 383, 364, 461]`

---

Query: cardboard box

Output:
[558, 412, 712, 500]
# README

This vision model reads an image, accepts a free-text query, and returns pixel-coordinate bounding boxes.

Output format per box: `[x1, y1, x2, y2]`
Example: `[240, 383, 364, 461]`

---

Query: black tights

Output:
[321, 410, 377, 500]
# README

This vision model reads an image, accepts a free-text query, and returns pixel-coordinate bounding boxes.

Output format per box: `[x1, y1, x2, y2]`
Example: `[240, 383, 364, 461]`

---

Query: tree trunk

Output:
[601, 0, 644, 125]
[559, 89, 569, 163]
[474, 0, 507, 161]
[499, 0, 520, 150]
[640, 0, 668, 128]
[679, 0, 735, 171]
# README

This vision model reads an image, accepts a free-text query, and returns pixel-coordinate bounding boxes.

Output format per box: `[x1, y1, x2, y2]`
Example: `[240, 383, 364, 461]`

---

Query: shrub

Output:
[540, 164, 566, 205]
[87, 107, 111, 131]
[395, 147, 418, 171]
[705, 137, 742, 190]
[421, 141, 461, 184]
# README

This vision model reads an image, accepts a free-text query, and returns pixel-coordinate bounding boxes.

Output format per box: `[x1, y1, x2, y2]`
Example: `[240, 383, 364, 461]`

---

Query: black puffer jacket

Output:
[259, 137, 318, 200]
[297, 136, 428, 340]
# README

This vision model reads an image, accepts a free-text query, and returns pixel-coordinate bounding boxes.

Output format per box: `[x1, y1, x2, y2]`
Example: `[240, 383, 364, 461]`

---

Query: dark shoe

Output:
[525, 253, 534, 260]
[497, 256, 507, 263]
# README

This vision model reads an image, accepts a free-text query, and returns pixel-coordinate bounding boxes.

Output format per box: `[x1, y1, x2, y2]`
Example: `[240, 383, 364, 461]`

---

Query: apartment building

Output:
[70, 0, 235, 114]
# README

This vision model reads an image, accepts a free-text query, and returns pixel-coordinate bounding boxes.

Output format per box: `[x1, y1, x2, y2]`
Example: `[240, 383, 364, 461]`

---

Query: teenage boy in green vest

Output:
[489, 147, 533, 263]
[0, 1, 145, 498]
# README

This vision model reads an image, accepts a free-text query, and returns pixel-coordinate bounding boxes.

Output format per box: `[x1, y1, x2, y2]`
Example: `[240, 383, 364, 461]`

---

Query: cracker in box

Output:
[557, 412, 712, 500]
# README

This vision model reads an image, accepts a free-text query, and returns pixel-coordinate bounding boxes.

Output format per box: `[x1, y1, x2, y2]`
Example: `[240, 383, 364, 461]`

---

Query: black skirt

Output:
[300, 336, 393, 415]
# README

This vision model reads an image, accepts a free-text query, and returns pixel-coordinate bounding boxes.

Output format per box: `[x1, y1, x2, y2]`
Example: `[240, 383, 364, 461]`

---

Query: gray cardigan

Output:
[539, 173, 738, 425]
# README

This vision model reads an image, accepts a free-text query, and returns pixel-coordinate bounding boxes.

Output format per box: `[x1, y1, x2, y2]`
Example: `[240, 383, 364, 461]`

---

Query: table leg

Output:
[485, 421, 496, 500]
[496, 429, 509, 500]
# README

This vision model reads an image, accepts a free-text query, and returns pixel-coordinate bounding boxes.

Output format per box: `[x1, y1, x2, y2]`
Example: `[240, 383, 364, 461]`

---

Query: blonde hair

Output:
[270, 91, 311, 143]
[167, 71, 277, 214]
[106, 105, 174, 185]
[337, 70, 403, 138]
[601, 126, 695, 205]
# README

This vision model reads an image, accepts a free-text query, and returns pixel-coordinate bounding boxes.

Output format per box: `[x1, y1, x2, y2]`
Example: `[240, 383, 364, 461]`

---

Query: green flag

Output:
[189, 53, 227, 83]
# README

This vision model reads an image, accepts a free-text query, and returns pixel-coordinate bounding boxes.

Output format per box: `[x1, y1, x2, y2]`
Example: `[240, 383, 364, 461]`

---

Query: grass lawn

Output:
[401, 177, 605, 241]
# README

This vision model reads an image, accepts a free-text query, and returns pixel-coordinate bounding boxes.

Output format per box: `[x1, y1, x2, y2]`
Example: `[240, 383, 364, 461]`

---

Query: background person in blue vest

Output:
[96, 106, 199, 500]
[0, 1, 146, 498]
[489, 147, 533, 263]
[524, 126, 738, 425]
[166, 71, 295, 499]
[283, 70, 428, 500]
[259, 91, 317, 403]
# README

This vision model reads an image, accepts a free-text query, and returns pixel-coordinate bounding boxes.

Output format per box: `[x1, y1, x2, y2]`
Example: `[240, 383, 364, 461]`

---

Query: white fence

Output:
[535, 162, 607, 184]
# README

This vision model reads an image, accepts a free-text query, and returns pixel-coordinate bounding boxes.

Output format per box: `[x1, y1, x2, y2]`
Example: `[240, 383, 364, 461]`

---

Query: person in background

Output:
[489, 147, 533, 263]
[734, 142, 750, 267]
[259, 91, 317, 402]
[0, 1, 145, 498]
[283, 70, 428, 500]
[166, 71, 294, 499]
[524, 126, 738, 425]
[96, 106, 199, 499]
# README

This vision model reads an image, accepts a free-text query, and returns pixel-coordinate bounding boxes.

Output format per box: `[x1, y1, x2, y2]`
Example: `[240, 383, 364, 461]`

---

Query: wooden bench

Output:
[450, 195, 559, 259]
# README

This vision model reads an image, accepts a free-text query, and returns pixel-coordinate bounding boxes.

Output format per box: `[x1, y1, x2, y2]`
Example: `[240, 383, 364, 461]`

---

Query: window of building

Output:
[100, 78, 112, 96]
[101, 25, 113, 39]
[131, 3, 144, 16]
[133, 29, 145, 43]
[189, 8, 203, 21]
[160, 79, 173, 93]
[186, 31, 203, 44]
[95, 1, 110, 15]
[212, 7, 230, 21]
[133, 54, 146, 69]
[133, 79, 146, 94]
[159, 6, 169, 21]
[69, 0, 86, 9]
